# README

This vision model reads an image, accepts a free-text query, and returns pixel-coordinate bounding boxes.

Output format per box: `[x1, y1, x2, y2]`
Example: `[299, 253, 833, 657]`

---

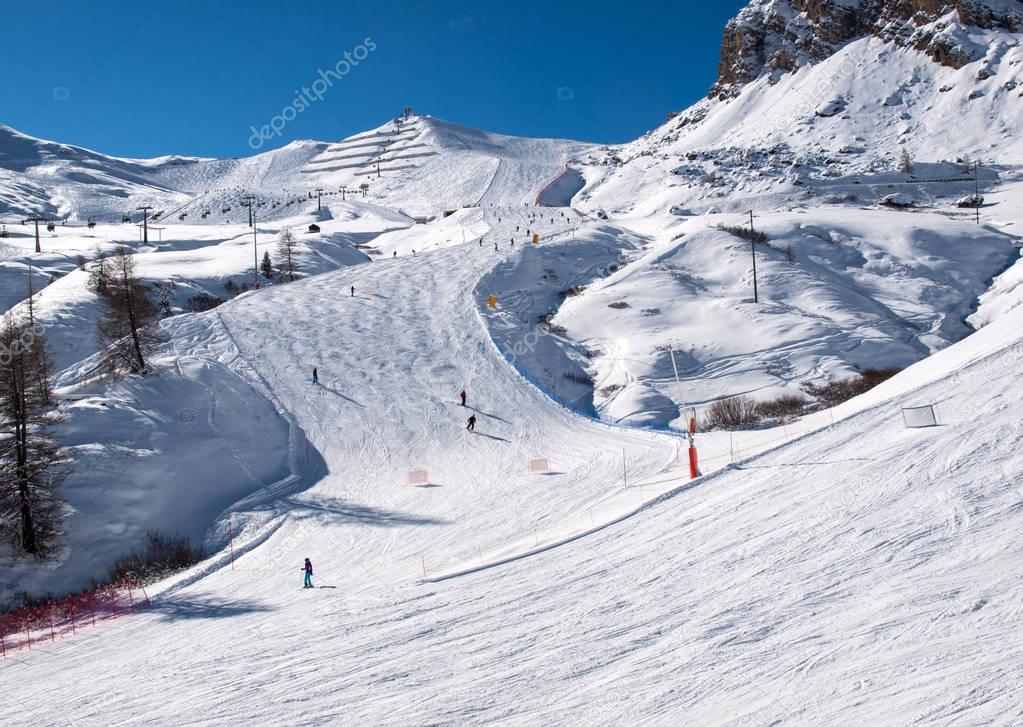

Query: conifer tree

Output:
[0, 314, 67, 556]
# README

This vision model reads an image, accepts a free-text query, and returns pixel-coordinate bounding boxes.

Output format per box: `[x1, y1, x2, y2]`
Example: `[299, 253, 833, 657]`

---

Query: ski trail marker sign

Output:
[407, 469, 430, 486]
[901, 405, 939, 428]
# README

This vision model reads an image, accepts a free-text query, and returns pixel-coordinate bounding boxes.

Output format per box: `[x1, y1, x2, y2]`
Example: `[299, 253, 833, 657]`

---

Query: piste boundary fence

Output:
[1, 576, 150, 659]
[415, 403, 886, 582]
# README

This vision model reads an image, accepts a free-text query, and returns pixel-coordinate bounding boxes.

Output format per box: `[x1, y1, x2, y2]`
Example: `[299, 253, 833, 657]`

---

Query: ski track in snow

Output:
[2, 42, 1023, 719]
[2, 202, 1022, 725]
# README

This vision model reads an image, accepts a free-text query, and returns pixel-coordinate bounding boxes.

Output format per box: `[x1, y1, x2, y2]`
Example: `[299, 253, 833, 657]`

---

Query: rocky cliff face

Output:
[711, 0, 1023, 98]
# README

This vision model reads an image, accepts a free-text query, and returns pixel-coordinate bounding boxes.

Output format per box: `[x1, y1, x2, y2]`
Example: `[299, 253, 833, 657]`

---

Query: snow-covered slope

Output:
[0, 115, 589, 226]
[2, 1, 1023, 722]
[2, 207, 1022, 725]
[579, 3, 1023, 222]
[547, 208, 1017, 425]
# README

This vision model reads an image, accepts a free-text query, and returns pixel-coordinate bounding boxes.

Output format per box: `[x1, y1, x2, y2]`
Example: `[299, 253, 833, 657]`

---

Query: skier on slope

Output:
[350, 285, 355, 297]
[460, 389, 467, 406]
[466, 415, 476, 432]
[303, 558, 314, 588]
[312, 367, 318, 384]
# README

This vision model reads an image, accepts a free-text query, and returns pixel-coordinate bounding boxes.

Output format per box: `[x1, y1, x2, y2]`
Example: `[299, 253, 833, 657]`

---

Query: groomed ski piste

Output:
[1, 186, 1021, 723]
[2, 7, 1023, 718]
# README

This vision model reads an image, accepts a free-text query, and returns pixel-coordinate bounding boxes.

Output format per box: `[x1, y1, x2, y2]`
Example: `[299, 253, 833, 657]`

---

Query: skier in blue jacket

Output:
[303, 558, 314, 588]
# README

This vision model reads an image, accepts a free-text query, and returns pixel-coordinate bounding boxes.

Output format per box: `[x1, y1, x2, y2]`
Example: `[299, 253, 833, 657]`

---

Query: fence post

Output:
[87, 592, 97, 627]
[110, 590, 118, 620]
[139, 579, 151, 608]
[126, 584, 136, 614]
[24, 621, 30, 650]
[1, 629, 5, 659]
[228, 515, 236, 570]
[48, 604, 55, 643]
[69, 599, 77, 635]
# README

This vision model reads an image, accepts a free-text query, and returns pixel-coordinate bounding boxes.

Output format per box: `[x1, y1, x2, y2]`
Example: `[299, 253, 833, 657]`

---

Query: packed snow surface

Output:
[1, 6, 1023, 720]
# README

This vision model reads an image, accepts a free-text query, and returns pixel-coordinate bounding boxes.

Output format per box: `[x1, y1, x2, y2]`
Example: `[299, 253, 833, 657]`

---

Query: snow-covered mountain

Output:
[0, 115, 587, 224]
[713, 0, 1023, 95]
[2, 2, 1023, 723]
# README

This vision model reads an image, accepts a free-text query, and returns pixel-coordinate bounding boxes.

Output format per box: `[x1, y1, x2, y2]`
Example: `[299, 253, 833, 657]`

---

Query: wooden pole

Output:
[749, 210, 759, 304]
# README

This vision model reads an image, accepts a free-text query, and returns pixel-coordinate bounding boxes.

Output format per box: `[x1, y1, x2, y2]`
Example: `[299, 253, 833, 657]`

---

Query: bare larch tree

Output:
[96, 247, 160, 374]
[0, 314, 67, 556]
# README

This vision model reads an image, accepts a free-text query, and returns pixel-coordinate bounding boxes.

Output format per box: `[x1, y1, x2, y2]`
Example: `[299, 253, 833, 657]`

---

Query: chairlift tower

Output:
[136, 206, 153, 244]
[25, 216, 46, 253]
[242, 195, 259, 289]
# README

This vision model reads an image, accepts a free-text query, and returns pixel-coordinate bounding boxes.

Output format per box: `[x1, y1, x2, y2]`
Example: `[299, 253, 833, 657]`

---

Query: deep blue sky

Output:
[0, 0, 746, 158]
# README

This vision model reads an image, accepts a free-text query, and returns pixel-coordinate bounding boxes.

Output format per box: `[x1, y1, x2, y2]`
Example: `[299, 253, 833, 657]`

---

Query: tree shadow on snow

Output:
[471, 431, 510, 443]
[317, 383, 365, 407]
[287, 496, 448, 527]
[148, 594, 273, 622]
[466, 406, 510, 424]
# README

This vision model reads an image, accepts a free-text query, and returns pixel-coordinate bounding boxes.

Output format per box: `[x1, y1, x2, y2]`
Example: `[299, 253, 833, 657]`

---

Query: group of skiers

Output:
[300, 208, 589, 588]
[461, 389, 476, 430]
[301, 387, 479, 588]
[313, 371, 478, 432]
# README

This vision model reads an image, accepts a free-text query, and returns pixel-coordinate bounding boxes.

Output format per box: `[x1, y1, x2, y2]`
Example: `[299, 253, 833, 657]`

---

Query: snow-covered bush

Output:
[718, 223, 769, 243]
[186, 293, 226, 313]
[755, 394, 806, 420]
[898, 149, 914, 174]
[704, 395, 762, 430]
[801, 368, 902, 408]
[108, 530, 205, 585]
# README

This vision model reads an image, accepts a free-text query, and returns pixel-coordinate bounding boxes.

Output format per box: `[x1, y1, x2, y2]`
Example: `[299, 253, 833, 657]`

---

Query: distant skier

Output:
[460, 389, 467, 406]
[303, 558, 314, 588]
[393, 251, 397, 258]
[350, 285, 355, 297]
[412, 249, 416, 256]
[479, 239, 483, 247]
[312, 367, 318, 384]
[494, 241, 498, 252]
[511, 237, 515, 247]
[466, 415, 476, 432]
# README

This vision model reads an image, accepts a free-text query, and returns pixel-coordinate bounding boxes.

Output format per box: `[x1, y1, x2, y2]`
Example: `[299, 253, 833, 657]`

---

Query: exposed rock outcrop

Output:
[711, 0, 1023, 98]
